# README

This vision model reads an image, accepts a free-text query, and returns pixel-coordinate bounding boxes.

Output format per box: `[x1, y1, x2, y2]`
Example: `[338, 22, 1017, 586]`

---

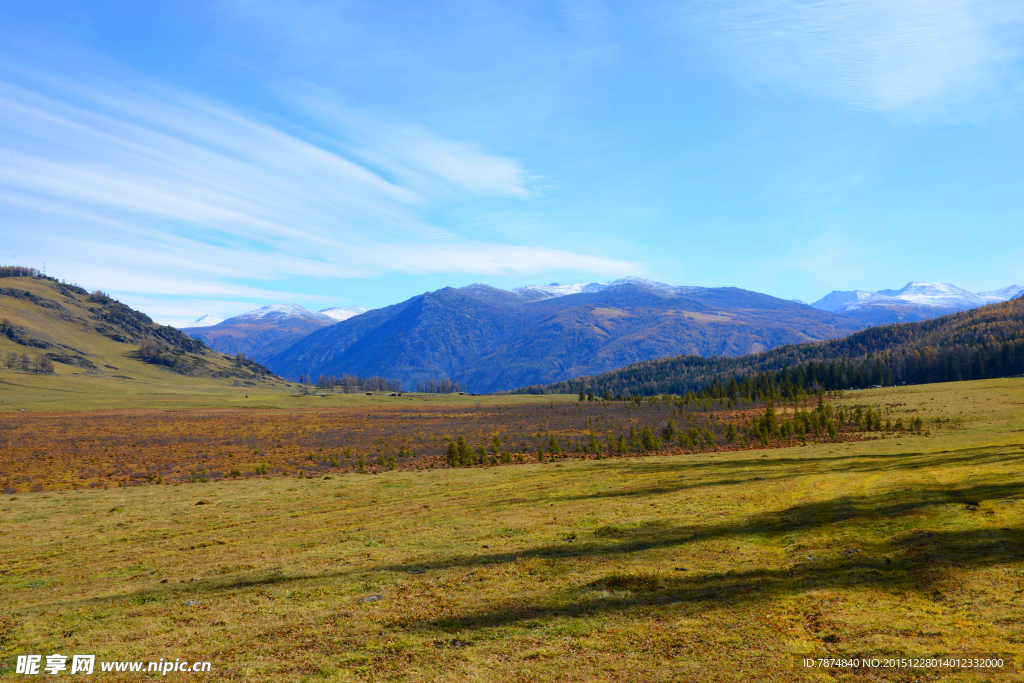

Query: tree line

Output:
[304, 373, 402, 392]
[0, 266, 43, 279]
[512, 298, 1024, 400]
[415, 378, 463, 394]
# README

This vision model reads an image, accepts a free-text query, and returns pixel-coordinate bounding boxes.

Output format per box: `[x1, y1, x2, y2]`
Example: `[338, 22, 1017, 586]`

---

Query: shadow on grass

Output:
[391, 477, 1024, 565]
[532, 443, 1024, 505]
[69, 460, 1024, 623]
[425, 524, 1023, 632]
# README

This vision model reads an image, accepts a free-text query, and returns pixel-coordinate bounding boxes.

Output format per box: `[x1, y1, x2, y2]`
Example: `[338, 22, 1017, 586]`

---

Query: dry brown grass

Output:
[1, 378, 1022, 681]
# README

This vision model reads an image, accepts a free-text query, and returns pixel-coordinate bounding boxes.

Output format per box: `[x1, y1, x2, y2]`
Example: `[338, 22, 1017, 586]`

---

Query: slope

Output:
[0, 273, 283, 406]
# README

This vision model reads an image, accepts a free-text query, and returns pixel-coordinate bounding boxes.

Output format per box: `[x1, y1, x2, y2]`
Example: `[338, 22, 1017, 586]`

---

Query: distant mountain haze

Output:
[262, 279, 861, 392]
[320, 306, 371, 322]
[188, 314, 224, 327]
[811, 281, 1022, 325]
[181, 277, 1022, 392]
[182, 304, 339, 361]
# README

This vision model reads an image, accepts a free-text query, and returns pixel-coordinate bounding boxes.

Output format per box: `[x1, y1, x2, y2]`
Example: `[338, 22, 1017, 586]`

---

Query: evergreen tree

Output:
[725, 423, 737, 442]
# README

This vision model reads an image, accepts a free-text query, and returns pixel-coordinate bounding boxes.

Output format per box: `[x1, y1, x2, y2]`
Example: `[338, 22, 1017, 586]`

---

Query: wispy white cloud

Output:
[0, 60, 639, 323]
[283, 85, 537, 199]
[676, 0, 1024, 113]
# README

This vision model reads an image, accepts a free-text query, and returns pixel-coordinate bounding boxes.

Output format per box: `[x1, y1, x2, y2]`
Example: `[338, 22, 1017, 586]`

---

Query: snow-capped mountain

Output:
[811, 282, 1020, 325]
[319, 306, 370, 322]
[182, 304, 337, 362]
[977, 285, 1024, 303]
[234, 304, 335, 324]
[809, 290, 875, 313]
[512, 277, 676, 301]
[188, 314, 223, 327]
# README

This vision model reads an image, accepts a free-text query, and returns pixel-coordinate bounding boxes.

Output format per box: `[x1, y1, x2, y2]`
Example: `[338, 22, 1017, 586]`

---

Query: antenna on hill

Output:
[43, 262, 46, 277]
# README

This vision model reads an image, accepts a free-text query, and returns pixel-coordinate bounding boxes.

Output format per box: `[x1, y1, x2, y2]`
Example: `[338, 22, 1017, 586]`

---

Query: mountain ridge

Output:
[264, 280, 862, 392]
[516, 297, 1024, 398]
[811, 281, 1021, 325]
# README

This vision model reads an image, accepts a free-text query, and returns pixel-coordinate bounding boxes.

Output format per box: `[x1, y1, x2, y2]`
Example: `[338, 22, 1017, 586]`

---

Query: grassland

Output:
[2, 378, 1024, 681]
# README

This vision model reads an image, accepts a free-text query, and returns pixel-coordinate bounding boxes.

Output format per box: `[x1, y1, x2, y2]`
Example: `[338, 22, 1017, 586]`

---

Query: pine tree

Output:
[725, 423, 737, 442]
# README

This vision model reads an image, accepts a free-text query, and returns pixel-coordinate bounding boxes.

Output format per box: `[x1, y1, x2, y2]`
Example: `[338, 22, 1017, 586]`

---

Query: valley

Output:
[2, 377, 1022, 681]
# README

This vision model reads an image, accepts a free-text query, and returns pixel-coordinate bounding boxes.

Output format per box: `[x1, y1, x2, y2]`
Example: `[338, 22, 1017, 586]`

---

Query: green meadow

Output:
[2, 378, 1023, 681]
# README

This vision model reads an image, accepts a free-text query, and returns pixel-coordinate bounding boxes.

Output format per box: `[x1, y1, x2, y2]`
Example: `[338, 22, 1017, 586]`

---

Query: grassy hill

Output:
[519, 297, 1024, 399]
[2, 377, 1022, 680]
[0, 273, 290, 409]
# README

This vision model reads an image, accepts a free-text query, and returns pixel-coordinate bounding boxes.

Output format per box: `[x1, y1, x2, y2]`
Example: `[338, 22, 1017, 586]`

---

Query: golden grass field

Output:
[2, 377, 1023, 681]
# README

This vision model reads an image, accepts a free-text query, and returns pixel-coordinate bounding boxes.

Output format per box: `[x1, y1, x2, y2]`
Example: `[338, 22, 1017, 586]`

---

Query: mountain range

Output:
[180, 277, 1023, 393]
[811, 281, 1023, 324]
[525, 295, 1024, 398]
[257, 278, 862, 392]
[182, 305, 340, 361]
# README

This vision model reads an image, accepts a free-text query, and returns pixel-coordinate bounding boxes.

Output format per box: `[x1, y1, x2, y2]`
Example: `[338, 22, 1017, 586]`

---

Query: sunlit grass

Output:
[2, 378, 1023, 681]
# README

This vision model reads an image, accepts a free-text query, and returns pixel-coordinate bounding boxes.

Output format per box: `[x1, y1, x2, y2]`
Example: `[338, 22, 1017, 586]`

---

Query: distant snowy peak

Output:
[885, 282, 984, 309]
[319, 306, 370, 322]
[512, 276, 676, 301]
[189, 314, 223, 327]
[235, 304, 334, 323]
[978, 285, 1024, 303]
[513, 281, 610, 300]
[812, 281, 1020, 314]
[1014, 290, 1024, 300]
[808, 290, 874, 313]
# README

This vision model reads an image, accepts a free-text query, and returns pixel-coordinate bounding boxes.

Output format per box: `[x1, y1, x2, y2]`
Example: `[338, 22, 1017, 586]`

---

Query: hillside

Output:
[522, 297, 1024, 398]
[182, 304, 337, 362]
[0, 270, 280, 391]
[266, 280, 861, 392]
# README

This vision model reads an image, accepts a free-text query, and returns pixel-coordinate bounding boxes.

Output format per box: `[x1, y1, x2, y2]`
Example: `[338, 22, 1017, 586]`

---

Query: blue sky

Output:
[2, 0, 1023, 326]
